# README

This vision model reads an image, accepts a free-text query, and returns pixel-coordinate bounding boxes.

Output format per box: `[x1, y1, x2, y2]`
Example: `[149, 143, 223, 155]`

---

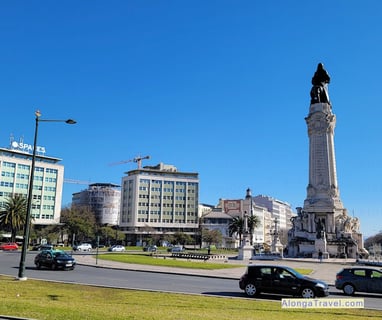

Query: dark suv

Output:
[335, 266, 382, 295]
[35, 250, 76, 270]
[239, 265, 329, 298]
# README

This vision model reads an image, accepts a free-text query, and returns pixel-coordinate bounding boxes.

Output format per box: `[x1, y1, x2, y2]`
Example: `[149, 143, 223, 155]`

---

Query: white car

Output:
[74, 243, 92, 251]
[108, 245, 126, 252]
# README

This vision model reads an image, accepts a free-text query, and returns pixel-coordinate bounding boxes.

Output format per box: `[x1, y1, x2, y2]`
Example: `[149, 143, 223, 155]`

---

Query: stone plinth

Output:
[313, 238, 329, 259]
[237, 236, 253, 260]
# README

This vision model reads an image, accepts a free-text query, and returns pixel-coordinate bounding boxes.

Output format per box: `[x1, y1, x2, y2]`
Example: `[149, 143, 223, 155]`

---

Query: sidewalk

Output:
[75, 253, 357, 285]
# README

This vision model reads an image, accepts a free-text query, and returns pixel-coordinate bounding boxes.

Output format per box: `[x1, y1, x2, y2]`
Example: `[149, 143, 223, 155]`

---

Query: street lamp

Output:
[18, 110, 76, 280]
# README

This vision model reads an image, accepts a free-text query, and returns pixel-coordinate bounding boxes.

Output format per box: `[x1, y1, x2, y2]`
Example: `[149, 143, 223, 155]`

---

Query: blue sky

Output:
[1, 1, 381, 237]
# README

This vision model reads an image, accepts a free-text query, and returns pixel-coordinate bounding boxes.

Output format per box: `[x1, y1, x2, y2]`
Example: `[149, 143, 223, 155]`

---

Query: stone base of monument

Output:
[237, 239, 253, 260]
[313, 238, 329, 259]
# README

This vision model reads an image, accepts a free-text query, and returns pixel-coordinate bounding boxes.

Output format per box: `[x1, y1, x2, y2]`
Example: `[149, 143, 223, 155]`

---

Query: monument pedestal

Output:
[238, 236, 253, 260]
[313, 238, 329, 259]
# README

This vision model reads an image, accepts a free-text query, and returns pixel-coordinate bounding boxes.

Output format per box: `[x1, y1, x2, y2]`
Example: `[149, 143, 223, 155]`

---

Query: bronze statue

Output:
[310, 63, 331, 105]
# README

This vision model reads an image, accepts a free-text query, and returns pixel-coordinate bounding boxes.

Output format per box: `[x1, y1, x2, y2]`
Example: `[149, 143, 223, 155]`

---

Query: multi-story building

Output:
[119, 163, 199, 245]
[72, 183, 121, 225]
[0, 140, 64, 225]
[252, 195, 294, 231]
[200, 208, 234, 248]
[220, 189, 272, 248]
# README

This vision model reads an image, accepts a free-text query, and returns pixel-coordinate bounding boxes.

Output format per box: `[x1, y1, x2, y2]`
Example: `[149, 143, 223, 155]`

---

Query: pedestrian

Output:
[318, 249, 323, 263]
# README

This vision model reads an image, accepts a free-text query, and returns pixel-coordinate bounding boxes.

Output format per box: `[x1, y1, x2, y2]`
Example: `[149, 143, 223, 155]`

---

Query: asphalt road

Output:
[1, 251, 382, 311]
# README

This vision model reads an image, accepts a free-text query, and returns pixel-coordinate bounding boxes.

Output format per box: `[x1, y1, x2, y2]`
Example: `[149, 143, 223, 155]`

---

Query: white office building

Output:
[0, 139, 64, 225]
[119, 163, 199, 245]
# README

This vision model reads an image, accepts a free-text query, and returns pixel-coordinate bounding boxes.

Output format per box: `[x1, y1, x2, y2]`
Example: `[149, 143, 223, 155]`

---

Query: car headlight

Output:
[315, 283, 326, 289]
[56, 260, 63, 263]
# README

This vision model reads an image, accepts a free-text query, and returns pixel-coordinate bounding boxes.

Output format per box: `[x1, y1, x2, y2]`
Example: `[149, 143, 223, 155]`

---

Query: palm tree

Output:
[228, 215, 261, 246]
[0, 194, 28, 242]
[228, 216, 244, 246]
[248, 215, 261, 245]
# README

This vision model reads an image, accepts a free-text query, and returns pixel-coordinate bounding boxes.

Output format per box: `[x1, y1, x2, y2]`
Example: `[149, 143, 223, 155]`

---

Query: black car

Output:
[335, 266, 382, 295]
[35, 250, 76, 270]
[239, 265, 329, 298]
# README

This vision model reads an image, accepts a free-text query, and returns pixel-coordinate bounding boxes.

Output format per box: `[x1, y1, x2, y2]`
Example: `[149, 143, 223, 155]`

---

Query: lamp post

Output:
[18, 110, 76, 280]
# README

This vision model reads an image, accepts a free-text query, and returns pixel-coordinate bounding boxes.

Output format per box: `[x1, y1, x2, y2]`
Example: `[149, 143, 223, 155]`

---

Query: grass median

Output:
[1, 275, 381, 320]
[95, 253, 314, 276]
[96, 252, 245, 270]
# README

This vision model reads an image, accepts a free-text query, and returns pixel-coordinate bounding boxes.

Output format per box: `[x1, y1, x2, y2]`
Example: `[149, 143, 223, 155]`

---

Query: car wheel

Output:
[244, 283, 258, 297]
[36, 262, 41, 269]
[343, 283, 355, 296]
[301, 287, 315, 298]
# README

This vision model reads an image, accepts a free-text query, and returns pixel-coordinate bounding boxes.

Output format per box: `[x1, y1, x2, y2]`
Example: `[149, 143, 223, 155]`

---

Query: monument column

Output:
[303, 63, 345, 240]
[287, 63, 365, 259]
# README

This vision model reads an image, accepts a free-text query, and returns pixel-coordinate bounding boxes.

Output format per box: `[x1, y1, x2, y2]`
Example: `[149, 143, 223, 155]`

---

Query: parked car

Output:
[239, 265, 329, 298]
[170, 246, 184, 253]
[335, 266, 382, 295]
[108, 245, 126, 252]
[143, 245, 157, 252]
[0, 242, 18, 251]
[31, 244, 54, 251]
[73, 243, 92, 251]
[34, 250, 76, 270]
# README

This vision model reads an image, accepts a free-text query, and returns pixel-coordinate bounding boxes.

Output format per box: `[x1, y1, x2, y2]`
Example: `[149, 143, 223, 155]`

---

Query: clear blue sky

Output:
[1, 1, 381, 237]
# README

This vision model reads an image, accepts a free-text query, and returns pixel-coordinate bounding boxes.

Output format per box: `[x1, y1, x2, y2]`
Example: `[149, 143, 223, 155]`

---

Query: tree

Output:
[202, 229, 222, 247]
[228, 216, 244, 246]
[173, 232, 192, 245]
[228, 215, 261, 246]
[364, 231, 382, 249]
[0, 194, 27, 242]
[60, 205, 97, 245]
[248, 215, 261, 245]
[98, 226, 125, 246]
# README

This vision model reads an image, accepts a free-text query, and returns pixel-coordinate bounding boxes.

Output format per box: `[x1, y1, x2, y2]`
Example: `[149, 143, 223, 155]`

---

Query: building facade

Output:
[200, 208, 235, 248]
[72, 183, 121, 225]
[252, 195, 294, 231]
[220, 195, 271, 249]
[0, 144, 64, 225]
[119, 163, 199, 245]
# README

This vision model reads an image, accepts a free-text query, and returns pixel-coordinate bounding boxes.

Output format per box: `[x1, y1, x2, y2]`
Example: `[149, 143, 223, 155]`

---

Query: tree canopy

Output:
[60, 206, 97, 244]
[0, 194, 27, 242]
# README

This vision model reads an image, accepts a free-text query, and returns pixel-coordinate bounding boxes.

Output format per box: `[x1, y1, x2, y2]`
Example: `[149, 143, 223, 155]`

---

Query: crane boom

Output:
[109, 155, 150, 169]
[64, 179, 92, 185]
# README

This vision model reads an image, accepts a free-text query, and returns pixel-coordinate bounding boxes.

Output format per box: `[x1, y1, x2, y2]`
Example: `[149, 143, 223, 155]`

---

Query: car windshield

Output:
[53, 251, 70, 258]
[283, 266, 304, 279]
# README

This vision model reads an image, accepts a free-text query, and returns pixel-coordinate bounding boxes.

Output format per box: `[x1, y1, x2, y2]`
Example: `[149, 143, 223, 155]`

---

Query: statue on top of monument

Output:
[310, 63, 331, 105]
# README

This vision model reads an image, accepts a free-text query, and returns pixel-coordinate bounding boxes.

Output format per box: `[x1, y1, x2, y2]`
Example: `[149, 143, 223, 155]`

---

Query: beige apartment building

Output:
[119, 163, 199, 245]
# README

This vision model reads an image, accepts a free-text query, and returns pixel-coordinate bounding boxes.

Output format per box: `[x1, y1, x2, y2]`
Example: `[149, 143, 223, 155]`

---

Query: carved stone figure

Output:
[351, 217, 360, 232]
[315, 217, 325, 239]
[310, 63, 331, 104]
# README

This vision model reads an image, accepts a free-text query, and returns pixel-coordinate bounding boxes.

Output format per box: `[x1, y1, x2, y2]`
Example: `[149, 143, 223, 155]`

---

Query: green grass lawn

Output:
[96, 252, 244, 270]
[0, 275, 381, 320]
[96, 253, 313, 275]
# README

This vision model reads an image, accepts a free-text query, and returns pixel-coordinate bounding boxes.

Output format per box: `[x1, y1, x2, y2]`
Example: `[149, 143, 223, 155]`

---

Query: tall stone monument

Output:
[288, 63, 366, 259]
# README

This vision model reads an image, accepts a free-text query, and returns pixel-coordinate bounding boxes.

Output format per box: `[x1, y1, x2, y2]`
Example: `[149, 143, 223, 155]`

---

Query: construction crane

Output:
[64, 179, 92, 185]
[109, 155, 150, 169]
